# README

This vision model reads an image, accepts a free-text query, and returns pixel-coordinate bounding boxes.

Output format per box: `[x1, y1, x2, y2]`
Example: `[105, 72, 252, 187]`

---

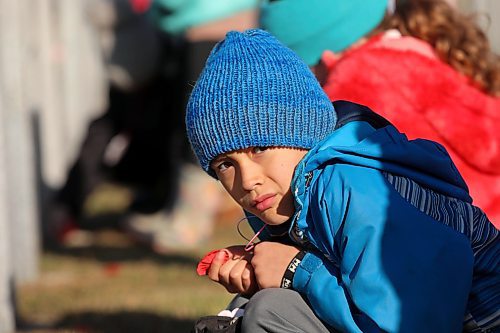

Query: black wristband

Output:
[280, 250, 306, 289]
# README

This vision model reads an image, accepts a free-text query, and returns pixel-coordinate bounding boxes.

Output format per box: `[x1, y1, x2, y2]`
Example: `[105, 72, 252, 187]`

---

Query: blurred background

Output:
[0, 0, 497, 332]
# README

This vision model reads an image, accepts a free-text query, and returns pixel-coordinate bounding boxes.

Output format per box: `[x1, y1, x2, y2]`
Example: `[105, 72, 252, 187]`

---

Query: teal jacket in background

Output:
[250, 102, 498, 332]
[151, 0, 259, 34]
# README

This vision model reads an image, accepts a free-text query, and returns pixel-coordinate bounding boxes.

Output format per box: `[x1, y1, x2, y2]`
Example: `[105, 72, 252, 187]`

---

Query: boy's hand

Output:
[207, 245, 258, 296]
[251, 242, 300, 289]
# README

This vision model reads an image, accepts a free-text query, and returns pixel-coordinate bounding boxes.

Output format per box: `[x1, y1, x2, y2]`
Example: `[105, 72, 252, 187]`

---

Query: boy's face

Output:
[211, 147, 307, 225]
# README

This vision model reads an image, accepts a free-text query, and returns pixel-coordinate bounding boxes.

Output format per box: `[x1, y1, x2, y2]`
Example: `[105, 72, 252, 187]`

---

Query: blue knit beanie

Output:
[260, 0, 388, 66]
[186, 29, 337, 177]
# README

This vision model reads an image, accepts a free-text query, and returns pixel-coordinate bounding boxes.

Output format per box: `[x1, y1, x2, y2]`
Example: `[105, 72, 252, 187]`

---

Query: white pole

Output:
[0, 92, 15, 333]
[0, 0, 40, 284]
[0, 0, 18, 327]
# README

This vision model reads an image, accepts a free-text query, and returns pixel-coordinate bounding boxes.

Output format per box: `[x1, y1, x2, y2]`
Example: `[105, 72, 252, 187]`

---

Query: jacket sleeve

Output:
[292, 165, 473, 333]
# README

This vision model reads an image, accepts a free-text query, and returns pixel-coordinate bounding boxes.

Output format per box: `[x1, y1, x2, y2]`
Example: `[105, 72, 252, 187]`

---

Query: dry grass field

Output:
[16, 204, 246, 333]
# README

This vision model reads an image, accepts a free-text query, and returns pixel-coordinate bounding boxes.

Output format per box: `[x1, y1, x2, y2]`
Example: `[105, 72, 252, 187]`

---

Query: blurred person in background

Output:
[45, 0, 173, 247]
[260, 0, 500, 228]
[47, 0, 215, 252]
[119, 0, 261, 253]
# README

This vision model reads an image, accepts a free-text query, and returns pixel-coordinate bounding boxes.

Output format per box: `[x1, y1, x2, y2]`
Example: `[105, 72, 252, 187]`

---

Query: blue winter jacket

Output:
[249, 102, 499, 332]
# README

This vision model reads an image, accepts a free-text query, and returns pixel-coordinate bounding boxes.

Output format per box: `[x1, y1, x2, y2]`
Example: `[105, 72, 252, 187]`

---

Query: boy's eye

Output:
[252, 146, 268, 154]
[216, 161, 232, 172]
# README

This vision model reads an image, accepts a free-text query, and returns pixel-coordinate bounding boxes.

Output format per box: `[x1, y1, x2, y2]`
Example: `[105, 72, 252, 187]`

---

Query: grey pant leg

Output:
[240, 288, 334, 333]
[227, 294, 250, 310]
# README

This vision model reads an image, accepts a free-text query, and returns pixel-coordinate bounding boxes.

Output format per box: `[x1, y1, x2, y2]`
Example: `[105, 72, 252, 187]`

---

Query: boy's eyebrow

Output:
[211, 155, 226, 166]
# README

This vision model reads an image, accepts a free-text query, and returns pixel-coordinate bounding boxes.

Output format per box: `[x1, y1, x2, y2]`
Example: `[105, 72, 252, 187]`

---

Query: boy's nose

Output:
[239, 162, 264, 192]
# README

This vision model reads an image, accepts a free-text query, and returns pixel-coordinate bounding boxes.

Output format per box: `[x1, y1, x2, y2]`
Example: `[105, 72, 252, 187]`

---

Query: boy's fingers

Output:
[207, 250, 229, 282]
[206, 248, 254, 294]
[241, 262, 257, 295]
[218, 255, 242, 288]
[228, 259, 249, 293]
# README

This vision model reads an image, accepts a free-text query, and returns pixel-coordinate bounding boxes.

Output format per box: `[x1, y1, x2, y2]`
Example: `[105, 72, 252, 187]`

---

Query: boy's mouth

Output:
[252, 194, 276, 212]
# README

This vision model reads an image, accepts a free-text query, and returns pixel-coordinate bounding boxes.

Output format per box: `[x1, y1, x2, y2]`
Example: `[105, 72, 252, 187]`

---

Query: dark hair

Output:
[374, 0, 500, 96]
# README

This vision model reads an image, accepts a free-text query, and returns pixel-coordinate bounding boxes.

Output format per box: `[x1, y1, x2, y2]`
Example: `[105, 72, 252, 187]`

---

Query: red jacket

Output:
[322, 33, 500, 228]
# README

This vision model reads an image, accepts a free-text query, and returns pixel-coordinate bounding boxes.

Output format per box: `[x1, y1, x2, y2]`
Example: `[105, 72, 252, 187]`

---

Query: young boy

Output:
[186, 29, 499, 333]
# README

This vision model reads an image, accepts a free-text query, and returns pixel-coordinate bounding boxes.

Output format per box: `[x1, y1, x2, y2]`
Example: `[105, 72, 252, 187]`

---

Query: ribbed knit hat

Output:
[260, 0, 388, 66]
[186, 29, 337, 177]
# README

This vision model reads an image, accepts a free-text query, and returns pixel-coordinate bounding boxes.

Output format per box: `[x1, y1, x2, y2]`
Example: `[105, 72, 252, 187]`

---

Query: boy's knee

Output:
[245, 288, 284, 315]
[241, 288, 301, 332]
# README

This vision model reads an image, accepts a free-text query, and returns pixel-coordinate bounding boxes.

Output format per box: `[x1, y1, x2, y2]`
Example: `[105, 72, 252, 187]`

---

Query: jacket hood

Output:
[293, 120, 471, 205]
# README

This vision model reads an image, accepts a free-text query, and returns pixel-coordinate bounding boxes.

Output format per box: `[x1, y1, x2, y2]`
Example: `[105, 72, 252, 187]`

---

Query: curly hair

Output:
[374, 0, 500, 96]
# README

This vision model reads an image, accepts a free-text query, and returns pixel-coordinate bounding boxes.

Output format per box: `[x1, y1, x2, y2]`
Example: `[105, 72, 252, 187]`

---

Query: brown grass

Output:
[16, 207, 246, 333]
